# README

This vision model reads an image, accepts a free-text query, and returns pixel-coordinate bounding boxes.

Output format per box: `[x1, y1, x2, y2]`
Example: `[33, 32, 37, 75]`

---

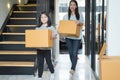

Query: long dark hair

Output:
[68, 0, 80, 20]
[37, 11, 51, 27]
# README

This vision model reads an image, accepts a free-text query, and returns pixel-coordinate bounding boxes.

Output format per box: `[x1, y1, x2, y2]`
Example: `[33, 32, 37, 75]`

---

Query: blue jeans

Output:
[66, 38, 81, 70]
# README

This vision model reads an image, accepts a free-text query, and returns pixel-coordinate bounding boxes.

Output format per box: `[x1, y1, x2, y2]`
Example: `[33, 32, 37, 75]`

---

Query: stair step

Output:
[0, 41, 25, 44]
[10, 18, 36, 20]
[6, 25, 36, 27]
[13, 11, 37, 13]
[0, 51, 36, 55]
[0, 61, 34, 67]
[17, 4, 37, 7]
[2, 33, 25, 35]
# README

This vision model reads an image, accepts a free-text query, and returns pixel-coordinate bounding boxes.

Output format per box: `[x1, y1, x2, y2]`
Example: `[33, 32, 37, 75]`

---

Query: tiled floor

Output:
[55, 54, 96, 80]
[0, 54, 97, 80]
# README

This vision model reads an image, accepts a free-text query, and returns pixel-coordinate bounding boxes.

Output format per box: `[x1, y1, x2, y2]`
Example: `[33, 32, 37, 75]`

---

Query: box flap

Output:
[99, 43, 107, 59]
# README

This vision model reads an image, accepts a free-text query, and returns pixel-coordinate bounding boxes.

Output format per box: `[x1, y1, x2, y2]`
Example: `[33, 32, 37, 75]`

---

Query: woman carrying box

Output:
[63, 0, 84, 75]
[35, 11, 57, 80]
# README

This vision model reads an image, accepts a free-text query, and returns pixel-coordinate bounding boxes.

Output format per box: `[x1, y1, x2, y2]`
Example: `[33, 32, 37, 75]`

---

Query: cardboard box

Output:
[99, 43, 120, 80]
[25, 30, 53, 48]
[58, 20, 83, 37]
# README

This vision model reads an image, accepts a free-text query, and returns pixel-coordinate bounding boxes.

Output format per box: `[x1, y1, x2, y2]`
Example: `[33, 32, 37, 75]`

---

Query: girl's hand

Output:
[75, 20, 79, 24]
[50, 34, 57, 40]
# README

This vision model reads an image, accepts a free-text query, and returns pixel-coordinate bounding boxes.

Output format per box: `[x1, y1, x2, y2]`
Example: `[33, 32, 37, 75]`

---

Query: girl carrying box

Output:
[35, 11, 57, 80]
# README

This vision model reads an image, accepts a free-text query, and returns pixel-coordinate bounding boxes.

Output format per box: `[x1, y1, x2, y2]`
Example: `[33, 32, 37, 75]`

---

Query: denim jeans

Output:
[66, 38, 81, 70]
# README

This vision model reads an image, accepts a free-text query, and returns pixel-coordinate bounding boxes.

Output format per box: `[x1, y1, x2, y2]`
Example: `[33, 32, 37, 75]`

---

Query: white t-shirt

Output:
[36, 25, 57, 37]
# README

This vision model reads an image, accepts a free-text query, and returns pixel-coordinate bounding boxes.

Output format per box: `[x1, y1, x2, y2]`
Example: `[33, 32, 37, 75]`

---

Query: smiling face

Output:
[40, 14, 48, 24]
[70, 1, 77, 12]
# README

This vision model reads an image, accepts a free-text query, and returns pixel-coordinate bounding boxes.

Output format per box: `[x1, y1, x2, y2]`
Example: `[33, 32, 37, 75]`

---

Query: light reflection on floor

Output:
[54, 54, 96, 80]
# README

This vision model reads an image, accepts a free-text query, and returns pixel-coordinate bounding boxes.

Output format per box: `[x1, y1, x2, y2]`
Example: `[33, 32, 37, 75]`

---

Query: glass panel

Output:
[95, 0, 108, 52]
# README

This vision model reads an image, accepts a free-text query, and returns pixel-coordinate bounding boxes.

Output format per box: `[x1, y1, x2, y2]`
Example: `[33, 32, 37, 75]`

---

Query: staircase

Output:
[0, 4, 37, 75]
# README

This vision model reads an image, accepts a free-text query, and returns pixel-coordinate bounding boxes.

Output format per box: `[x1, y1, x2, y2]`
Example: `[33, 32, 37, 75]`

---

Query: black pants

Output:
[37, 49, 54, 77]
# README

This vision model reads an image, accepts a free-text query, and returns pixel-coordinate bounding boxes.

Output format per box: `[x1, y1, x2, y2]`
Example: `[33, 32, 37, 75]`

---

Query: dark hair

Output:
[68, 0, 80, 20]
[38, 11, 51, 27]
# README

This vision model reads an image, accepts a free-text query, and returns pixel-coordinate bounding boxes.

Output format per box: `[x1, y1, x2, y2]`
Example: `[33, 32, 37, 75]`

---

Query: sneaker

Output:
[77, 56, 79, 60]
[37, 78, 42, 80]
[69, 69, 75, 75]
[50, 73, 54, 80]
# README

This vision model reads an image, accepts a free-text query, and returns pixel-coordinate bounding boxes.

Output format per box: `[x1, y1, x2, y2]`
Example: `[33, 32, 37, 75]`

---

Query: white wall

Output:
[0, 0, 18, 29]
[0, 0, 14, 28]
[0, 0, 29, 29]
[107, 0, 120, 55]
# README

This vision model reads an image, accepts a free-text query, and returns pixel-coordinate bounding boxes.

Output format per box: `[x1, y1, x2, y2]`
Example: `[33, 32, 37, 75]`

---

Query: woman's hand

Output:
[75, 20, 83, 27]
[77, 22, 83, 27]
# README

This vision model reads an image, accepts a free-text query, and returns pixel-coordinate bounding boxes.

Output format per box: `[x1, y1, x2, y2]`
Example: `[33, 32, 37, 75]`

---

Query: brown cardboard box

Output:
[99, 43, 120, 80]
[58, 20, 83, 37]
[25, 30, 53, 48]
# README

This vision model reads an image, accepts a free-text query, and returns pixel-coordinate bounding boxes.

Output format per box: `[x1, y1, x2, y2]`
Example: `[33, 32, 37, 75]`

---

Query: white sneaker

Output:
[37, 78, 42, 80]
[50, 73, 54, 80]
[69, 69, 75, 75]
